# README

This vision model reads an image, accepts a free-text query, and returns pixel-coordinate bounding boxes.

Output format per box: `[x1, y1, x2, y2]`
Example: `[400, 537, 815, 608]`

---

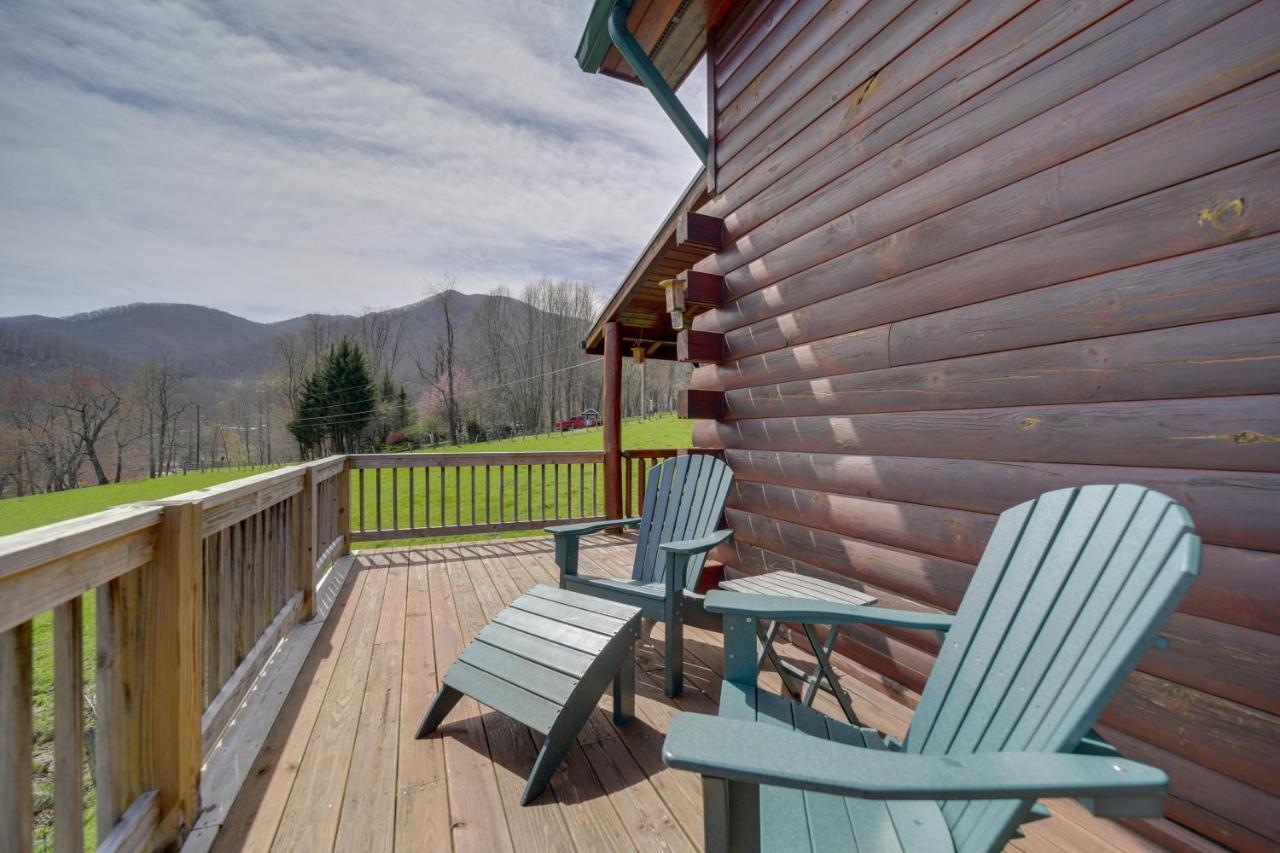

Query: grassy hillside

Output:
[425, 413, 691, 453]
[0, 465, 282, 537]
[0, 415, 690, 537]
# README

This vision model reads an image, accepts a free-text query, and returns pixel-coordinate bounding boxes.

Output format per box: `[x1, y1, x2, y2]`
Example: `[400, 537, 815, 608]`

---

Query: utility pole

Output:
[640, 360, 647, 420]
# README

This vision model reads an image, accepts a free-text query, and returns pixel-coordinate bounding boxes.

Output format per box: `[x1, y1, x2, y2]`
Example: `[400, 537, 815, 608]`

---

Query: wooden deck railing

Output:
[622, 448, 679, 517]
[0, 455, 348, 852]
[0, 447, 681, 850]
[348, 451, 608, 541]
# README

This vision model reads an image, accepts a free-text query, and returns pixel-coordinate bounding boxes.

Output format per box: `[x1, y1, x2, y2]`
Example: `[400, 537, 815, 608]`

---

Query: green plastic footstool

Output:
[416, 584, 643, 804]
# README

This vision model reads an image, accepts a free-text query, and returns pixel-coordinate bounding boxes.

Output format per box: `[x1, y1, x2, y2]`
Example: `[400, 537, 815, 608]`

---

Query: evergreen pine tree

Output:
[322, 338, 375, 452]
[287, 338, 376, 455]
[288, 372, 327, 457]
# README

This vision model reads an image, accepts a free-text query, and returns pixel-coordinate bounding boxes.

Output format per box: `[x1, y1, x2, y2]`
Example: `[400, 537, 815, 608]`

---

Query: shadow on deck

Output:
[191, 534, 1164, 852]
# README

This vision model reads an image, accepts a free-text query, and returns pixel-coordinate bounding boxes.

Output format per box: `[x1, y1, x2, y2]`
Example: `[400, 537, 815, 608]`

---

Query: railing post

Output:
[299, 465, 317, 621]
[162, 500, 204, 840]
[603, 322, 623, 529]
[338, 456, 352, 556]
[97, 499, 203, 846]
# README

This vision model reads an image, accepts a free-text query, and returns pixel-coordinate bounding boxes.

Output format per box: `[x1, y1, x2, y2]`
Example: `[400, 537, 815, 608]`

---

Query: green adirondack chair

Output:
[548, 453, 734, 697]
[663, 484, 1200, 852]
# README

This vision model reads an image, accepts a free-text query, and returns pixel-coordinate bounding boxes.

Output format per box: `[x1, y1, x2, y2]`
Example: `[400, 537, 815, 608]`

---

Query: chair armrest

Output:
[659, 528, 734, 556]
[659, 530, 733, 599]
[545, 517, 641, 537]
[703, 591, 954, 632]
[663, 714, 1166, 810]
[550, 518, 641, 580]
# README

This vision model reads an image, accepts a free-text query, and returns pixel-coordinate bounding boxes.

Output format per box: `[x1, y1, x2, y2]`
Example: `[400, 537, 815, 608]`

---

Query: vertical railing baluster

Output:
[470, 466, 476, 526]
[1, 621, 33, 852]
[53, 599, 84, 851]
[554, 464, 560, 520]
[375, 468, 383, 532]
[624, 455, 632, 517]
[408, 465, 415, 530]
[527, 464, 533, 522]
[455, 466, 462, 528]
[392, 464, 399, 531]
[638, 459, 648, 512]
[485, 465, 491, 525]
[358, 467, 366, 533]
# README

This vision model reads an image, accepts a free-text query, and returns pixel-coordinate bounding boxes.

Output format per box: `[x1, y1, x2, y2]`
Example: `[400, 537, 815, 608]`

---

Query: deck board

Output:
[208, 534, 1170, 852]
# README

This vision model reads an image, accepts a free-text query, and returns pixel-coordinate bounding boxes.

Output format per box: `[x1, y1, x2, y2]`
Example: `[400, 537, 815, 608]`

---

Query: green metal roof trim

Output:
[576, 0, 618, 73]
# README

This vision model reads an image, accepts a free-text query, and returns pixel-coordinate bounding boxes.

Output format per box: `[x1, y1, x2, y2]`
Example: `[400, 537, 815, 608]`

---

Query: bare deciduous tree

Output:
[414, 280, 462, 445]
[134, 357, 192, 477]
[50, 372, 122, 485]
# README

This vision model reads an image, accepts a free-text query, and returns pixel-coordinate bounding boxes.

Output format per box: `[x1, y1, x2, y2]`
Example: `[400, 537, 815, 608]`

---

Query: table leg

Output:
[802, 624, 859, 724]
[800, 625, 840, 707]
[756, 620, 804, 698]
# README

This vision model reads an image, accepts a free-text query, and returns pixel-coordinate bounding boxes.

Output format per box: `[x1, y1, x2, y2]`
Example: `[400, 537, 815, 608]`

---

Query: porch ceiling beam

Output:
[679, 270, 725, 308]
[677, 211, 724, 256]
[678, 329, 725, 365]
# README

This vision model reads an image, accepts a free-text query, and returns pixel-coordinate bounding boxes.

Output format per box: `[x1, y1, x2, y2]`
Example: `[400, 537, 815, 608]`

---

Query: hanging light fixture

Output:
[631, 345, 646, 364]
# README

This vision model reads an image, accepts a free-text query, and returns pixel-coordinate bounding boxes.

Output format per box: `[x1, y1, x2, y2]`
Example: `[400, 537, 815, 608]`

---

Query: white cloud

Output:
[0, 0, 707, 320]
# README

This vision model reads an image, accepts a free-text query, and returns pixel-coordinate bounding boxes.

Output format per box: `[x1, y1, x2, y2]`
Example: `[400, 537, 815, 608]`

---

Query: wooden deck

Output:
[200, 534, 1166, 852]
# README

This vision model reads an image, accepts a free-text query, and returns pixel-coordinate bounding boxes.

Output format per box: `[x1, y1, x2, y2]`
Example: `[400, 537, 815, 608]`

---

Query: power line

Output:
[285, 358, 603, 427]
[273, 326, 593, 401]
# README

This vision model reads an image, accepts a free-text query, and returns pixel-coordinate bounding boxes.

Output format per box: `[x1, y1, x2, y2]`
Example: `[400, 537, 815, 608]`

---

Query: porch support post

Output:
[603, 322, 623, 529]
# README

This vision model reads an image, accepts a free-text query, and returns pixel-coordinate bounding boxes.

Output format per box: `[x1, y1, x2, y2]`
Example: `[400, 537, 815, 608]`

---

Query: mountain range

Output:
[0, 292, 493, 381]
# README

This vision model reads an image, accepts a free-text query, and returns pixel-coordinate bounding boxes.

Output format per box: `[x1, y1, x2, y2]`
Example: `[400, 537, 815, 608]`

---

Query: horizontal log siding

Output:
[701, 1, 1280, 848]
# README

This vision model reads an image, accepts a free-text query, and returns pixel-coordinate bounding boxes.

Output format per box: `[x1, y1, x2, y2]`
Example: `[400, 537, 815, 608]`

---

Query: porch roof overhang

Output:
[576, 0, 721, 91]
[582, 168, 710, 359]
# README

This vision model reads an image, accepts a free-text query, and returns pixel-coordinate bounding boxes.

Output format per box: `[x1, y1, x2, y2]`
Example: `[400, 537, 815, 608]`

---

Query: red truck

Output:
[554, 409, 601, 431]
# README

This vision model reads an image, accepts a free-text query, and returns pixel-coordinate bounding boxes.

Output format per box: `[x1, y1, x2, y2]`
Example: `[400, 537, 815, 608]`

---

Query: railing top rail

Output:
[0, 502, 161, 581]
[310, 454, 347, 483]
[349, 450, 606, 468]
[160, 462, 309, 510]
[621, 448, 680, 458]
[0, 455, 349, 583]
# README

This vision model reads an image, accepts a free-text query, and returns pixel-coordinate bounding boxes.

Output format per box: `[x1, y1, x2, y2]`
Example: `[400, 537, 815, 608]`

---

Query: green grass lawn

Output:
[355, 414, 692, 547]
[419, 413, 692, 453]
[1, 416, 690, 847]
[0, 465, 283, 537]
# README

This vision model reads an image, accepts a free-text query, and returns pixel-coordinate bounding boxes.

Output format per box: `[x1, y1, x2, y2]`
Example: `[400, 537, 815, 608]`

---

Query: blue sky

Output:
[0, 0, 706, 320]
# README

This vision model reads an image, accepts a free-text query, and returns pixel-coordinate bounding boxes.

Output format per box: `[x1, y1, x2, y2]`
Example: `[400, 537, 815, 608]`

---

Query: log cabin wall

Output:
[690, 1, 1280, 849]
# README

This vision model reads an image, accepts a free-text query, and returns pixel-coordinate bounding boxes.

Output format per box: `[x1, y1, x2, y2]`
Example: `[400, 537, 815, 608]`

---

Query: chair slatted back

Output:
[903, 485, 1199, 853]
[632, 455, 733, 587]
